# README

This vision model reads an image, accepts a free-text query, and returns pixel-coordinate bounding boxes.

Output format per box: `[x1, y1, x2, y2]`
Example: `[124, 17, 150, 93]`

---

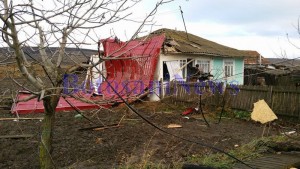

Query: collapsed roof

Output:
[148, 28, 249, 57]
[11, 35, 165, 114]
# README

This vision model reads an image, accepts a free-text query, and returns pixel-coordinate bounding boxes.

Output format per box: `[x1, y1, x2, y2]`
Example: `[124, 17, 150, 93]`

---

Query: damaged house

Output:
[147, 29, 248, 99]
[150, 29, 247, 83]
[12, 28, 249, 113]
[244, 54, 300, 86]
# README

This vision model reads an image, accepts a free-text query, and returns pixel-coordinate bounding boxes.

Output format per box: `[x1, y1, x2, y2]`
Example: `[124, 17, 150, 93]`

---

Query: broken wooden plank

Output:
[0, 117, 43, 121]
[0, 134, 34, 139]
[78, 123, 120, 131]
[93, 124, 122, 131]
[167, 124, 182, 128]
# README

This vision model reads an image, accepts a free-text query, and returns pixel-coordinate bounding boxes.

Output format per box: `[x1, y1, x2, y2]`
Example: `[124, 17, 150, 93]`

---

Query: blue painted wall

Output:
[234, 58, 244, 85]
[212, 57, 244, 85]
[212, 57, 224, 81]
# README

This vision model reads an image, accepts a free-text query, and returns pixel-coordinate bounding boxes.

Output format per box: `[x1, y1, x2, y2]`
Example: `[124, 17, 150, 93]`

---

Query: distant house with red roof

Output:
[243, 50, 269, 65]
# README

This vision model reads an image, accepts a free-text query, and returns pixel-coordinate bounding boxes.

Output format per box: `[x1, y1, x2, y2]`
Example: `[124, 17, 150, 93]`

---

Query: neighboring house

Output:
[244, 57, 300, 86]
[0, 47, 97, 65]
[267, 58, 300, 71]
[267, 58, 300, 86]
[243, 50, 269, 66]
[148, 28, 247, 85]
[0, 46, 97, 83]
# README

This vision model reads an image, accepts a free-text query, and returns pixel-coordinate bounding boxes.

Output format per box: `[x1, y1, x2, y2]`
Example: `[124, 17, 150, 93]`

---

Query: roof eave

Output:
[163, 51, 245, 58]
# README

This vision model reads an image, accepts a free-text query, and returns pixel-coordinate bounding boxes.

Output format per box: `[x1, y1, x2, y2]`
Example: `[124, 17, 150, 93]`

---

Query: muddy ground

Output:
[0, 75, 299, 169]
[1, 98, 294, 169]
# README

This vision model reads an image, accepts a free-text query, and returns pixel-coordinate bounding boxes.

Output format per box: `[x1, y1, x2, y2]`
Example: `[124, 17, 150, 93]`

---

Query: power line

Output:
[85, 42, 254, 169]
[100, 71, 254, 169]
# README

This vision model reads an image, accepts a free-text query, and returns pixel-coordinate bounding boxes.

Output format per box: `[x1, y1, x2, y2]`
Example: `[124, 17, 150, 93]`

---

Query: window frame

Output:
[194, 59, 211, 73]
[179, 59, 187, 79]
[223, 59, 235, 78]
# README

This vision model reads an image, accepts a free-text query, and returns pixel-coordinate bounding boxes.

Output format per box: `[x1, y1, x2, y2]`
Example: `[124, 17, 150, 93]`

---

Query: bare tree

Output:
[0, 0, 171, 168]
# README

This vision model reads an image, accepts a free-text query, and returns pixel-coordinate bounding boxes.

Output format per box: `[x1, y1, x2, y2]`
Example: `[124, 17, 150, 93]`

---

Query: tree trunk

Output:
[39, 94, 59, 169]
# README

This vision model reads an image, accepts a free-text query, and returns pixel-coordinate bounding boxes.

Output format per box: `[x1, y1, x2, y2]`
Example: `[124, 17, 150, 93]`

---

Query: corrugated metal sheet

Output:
[99, 34, 165, 100]
[11, 35, 165, 114]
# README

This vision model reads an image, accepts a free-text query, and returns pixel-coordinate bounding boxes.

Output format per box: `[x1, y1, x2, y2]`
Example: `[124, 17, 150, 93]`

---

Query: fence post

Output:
[159, 78, 163, 99]
[269, 86, 273, 109]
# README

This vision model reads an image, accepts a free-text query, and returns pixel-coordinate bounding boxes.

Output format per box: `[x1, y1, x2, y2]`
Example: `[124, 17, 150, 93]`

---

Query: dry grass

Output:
[185, 135, 288, 169]
[0, 64, 46, 78]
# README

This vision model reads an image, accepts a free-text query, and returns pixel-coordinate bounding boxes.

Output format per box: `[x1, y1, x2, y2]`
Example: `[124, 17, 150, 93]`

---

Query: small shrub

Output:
[233, 110, 251, 120]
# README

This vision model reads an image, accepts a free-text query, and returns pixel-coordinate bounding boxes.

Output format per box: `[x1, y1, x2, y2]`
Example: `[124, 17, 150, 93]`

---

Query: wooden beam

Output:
[0, 134, 34, 139]
[0, 117, 43, 121]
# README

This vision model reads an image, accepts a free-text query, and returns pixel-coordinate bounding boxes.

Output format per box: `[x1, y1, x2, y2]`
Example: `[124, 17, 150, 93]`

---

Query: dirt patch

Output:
[0, 100, 286, 169]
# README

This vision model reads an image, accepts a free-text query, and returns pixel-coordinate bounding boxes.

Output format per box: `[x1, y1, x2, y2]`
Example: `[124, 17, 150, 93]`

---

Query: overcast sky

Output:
[4, 0, 300, 59]
[107, 0, 300, 59]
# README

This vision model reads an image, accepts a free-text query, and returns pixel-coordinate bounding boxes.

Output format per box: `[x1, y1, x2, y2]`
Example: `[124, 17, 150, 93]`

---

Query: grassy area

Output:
[212, 108, 251, 121]
[119, 134, 289, 169]
[185, 135, 287, 169]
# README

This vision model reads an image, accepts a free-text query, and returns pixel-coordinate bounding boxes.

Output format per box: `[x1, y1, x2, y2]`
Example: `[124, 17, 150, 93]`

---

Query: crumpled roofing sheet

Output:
[11, 34, 165, 114]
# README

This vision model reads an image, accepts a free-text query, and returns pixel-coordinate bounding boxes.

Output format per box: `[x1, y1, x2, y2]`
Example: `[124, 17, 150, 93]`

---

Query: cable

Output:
[217, 92, 226, 124]
[94, 41, 254, 168]
[101, 71, 254, 168]
[61, 95, 97, 124]
[198, 94, 210, 126]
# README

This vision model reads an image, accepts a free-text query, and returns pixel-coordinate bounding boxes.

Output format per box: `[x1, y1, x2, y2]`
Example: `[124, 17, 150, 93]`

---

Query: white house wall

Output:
[155, 53, 214, 81]
[149, 53, 213, 101]
[149, 53, 244, 101]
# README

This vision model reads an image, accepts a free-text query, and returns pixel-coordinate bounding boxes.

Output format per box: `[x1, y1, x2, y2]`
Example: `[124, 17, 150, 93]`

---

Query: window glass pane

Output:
[224, 60, 234, 77]
[196, 60, 210, 73]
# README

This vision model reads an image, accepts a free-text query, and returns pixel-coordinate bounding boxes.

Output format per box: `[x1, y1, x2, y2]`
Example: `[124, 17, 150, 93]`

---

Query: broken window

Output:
[163, 62, 170, 81]
[164, 60, 185, 81]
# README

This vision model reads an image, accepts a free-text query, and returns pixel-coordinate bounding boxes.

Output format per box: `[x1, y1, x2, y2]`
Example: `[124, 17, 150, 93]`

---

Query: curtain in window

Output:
[165, 61, 184, 81]
[224, 60, 234, 77]
[196, 60, 210, 73]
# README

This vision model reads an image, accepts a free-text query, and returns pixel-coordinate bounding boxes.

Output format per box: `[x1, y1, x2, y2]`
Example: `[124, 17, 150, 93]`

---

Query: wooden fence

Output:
[164, 82, 300, 118]
[225, 85, 300, 118]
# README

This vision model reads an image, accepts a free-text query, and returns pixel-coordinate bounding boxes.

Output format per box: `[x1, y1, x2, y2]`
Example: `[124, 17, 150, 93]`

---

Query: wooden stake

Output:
[262, 124, 267, 138]
[266, 122, 271, 136]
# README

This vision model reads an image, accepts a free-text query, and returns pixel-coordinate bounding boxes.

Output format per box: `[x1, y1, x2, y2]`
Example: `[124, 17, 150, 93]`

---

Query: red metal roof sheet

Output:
[11, 35, 164, 114]
[99, 34, 165, 99]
